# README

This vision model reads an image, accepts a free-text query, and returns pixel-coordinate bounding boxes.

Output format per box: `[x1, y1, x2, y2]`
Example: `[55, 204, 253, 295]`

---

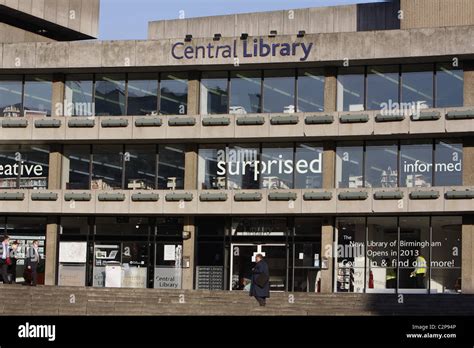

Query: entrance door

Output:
[230, 244, 287, 292]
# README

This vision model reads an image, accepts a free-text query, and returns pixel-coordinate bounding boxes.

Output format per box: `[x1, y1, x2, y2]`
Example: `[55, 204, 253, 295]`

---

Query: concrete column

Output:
[320, 219, 334, 293]
[462, 216, 474, 294]
[463, 137, 474, 186]
[464, 61, 474, 107]
[187, 71, 200, 116]
[51, 74, 65, 117]
[323, 141, 336, 189]
[324, 67, 337, 112]
[45, 144, 62, 285]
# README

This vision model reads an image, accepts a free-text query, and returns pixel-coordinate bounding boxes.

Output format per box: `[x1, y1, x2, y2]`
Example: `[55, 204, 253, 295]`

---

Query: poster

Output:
[122, 267, 147, 288]
[58, 264, 86, 286]
[59, 242, 87, 263]
[164, 245, 176, 261]
[154, 267, 182, 289]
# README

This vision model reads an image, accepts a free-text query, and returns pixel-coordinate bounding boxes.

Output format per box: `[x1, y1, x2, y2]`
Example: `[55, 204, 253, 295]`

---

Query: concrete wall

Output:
[0, 22, 53, 43]
[0, 0, 100, 38]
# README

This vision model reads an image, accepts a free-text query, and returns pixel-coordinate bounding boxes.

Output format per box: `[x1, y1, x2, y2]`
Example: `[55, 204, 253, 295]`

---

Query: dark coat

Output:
[250, 260, 270, 298]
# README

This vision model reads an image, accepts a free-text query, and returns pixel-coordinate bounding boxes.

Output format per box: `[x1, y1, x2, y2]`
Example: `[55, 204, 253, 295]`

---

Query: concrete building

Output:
[0, 0, 473, 296]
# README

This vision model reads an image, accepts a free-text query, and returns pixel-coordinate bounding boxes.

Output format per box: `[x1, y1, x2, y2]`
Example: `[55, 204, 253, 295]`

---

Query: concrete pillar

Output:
[464, 61, 474, 107]
[324, 67, 337, 112]
[51, 73, 65, 117]
[323, 141, 336, 189]
[45, 144, 62, 285]
[187, 71, 200, 116]
[463, 137, 474, 186]
[462, 216, 474, 294]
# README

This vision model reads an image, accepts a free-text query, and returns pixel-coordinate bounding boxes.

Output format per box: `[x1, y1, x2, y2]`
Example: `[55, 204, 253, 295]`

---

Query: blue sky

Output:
[99, 0, 387, 40]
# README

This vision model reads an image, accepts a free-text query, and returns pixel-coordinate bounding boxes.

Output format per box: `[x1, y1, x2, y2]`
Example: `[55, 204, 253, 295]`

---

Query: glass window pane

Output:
[400, 141, 433, 188]
[367, 65, 399, 110]
[95, 216, 149, 235]
[198, 145, 226, 190]
[0, 76, 22, 117]
[157, 217, 183, 236]
[401, 64, 434, 108]
[337, 67, 365, 112]
[95, 74, 126, 116]
[399, 217, 430, 290]
[294, 217, 322, 236]
[263, 70, 295, 113]
[366, 217, 398, 291]
[336, 142, 364, 188]
[436, 63, 463, 107]
[24, 76, 52, 116]
[230, 71, 261, 114]
[160, 73, 188, 115]
[434, 140, 463, 186]
[61, 216, 90, 235]
[365, 141, 398, 188]
[64, 74, 94, 116]
[297, 69, 324, 112]
[158, 144, 185, 190]
[227, 144, 259, 190]
[125, 145, 156, 190]
[336, 217, 365, 293]
[295, 143, 323, 189]
[19, 145, 49, 189]
[261, 144, 294, 189]
[0, 145, 21, 189]
[127, 74, 158, 116]
[92, 145, 123, 190]
[200, 72, 228, 115]
[64, 145, 90, 190]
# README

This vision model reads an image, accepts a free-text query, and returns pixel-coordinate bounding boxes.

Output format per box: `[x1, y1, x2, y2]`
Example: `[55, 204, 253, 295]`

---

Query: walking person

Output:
[26, 240, 41, 286]
[250, 254, 270, 306]
[8, 241, 19, 284]
[0, 235, 11, 284]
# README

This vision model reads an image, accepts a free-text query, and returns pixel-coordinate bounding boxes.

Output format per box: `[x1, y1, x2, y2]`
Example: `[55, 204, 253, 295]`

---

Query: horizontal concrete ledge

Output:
[234, 192, 263, 201]
[0, 192, 25, 201]
[338, 191, 369, 200]
[101, 118, 129, 127]
[97, 193, 126, 201]
[31, 192, 58, 201]
[64, 192, 92, 202]
[165, 192, 193, 201]
[411, 111, 441, 121]
[202, 117, 231, 126]
[446, 110, 474, 120]
[445, 190, 474, 199]
[270, 115, 299, 125]
[339, 114, 369, 123]
[373, 191, 404, 200]
[304, 115, 334, 124]
[236, 116, 265, 125]
[2, 118, 28, 128]
[409, 190, 440, 199]
[199, 192, 228, 201]
[134, 117, 163, 127]
[68, 118, 95, 128]
[131, 193, 159, 201]
[268, 192, 297, 201]
[375, 113, 405, 122]
[303, 191, 333, 200]
[168, 117, 196, 126]
[34, 119, 61, 128]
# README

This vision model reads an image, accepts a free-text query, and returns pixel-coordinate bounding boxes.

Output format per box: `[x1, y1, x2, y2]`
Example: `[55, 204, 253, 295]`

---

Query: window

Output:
[261, 144, 294, 189]
[230, 71, 262, 114]
[337, 67, 365, 111]
[294, 143, 323, 189]
[64, 75, 94, 116]
[198, 145, 226, 190]
[0, 76, 22, 117]
[157, 144, 185, 190]
[18, 145, 49, 189]
[367, 65, 399, 110]
[297, 69, 324, 112]
[365, 141, 398, 188]
[0, 145, 22, 189]
[336, 142, 364, 188]
[127, 74, 158, 116]
[92, 145, 123, 190]
[200, 72, 228, 115]
[436, 63, 463, 107]
[95, 216, 150, 235]
[125, 145, 156, 190]
[60, 216, 90, 235]
[94, 74, 126, 116]
[23, 76, 52, 116]
[64, 145, 91, 190]
[434, 140, 463, 186]
[401, 64, 434, 108]
[263, 70, 295, 113]
[227, 144, 259, 190]
[160, 73, 188, 115]
[400, 140, 433, 188]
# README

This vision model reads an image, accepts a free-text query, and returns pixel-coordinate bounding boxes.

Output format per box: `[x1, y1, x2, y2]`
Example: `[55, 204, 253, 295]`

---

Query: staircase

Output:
[1, 285, 473, 316]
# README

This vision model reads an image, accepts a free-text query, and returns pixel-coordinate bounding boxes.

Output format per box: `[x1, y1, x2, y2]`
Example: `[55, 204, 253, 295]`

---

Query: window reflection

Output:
[230, 71, 261, 114]
[434, 140, 463, 186]
[400, 141, 433, 188]
[337, 67, 365, 112]
[297, 69, 324, 112]
[0, 76, 22, 117]
[401, 64, 434, 108]
[198, 145, 226, 190]
[295, 143, 323, 189]
[336, 142, 364, 188]
[64, 145, 91, 190]
[263, 70, 295, 113]
[95, 74, 126, 116]
[227, 144, 259, 190]
[367, 65, 399, 110]
[436, 64, 463, 107]
[158, 144, 185, 190]
[261, 144, 294, 189]
[200, 72, 228, 115]
[365, 141, 398, 188]
[92, 145, 123, 190]
[125, 145, 156, 190]
[64, 75, 94, 116]
[160, 73, 188, 115]
[127, 74, 158, 116]
[24, 76, 52, 116]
